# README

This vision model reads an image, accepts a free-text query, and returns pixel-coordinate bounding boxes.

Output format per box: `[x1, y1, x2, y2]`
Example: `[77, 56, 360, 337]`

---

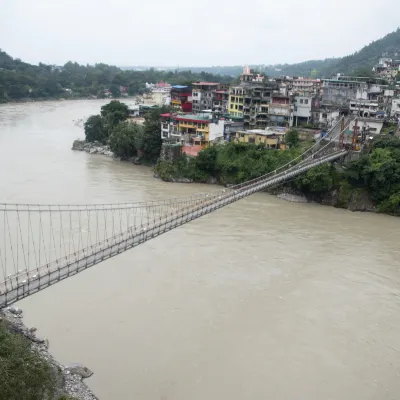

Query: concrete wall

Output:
[182, 145, 202, 157]
[391, 99, 400, 117]
[209, 120, 225, 142]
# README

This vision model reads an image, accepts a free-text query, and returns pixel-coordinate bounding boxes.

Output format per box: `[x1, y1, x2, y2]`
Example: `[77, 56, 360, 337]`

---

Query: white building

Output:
[348, 118, 384, 136]
[291, 95, 312, 126]
[349, 100, 380, 118]
[391, 99, 400, 118]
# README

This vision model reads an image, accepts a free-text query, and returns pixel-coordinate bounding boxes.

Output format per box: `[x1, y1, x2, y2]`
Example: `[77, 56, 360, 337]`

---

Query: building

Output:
[348, 118, 384, 136]
[349, 100, 381, 118]
[322, 78, 369, 106]
[292, 77, 321, 96]
[268, 93, 292, 127]
[373, 58, 400, 81]
[213, 89, 229, 115]
[223, 120, 244, 142]
[391, 98, 400, 118]
[291, 95, 312, 126]
[228, 65, 278, 129]
[170, 85, 192, 112]
[192, 82, 219, 113]
[233, 127, 287, 149]
[160, 112, 225, 148]
[152, 81, 171, 93]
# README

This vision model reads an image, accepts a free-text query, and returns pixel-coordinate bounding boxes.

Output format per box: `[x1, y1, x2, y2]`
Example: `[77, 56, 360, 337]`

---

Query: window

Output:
[304, 99, 308, 104]
[300, 99, 304, 104]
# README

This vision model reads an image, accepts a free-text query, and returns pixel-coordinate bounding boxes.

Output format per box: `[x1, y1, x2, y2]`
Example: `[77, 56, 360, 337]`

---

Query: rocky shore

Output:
[0, 307, 98, 400]
[72, 139, 114, 157]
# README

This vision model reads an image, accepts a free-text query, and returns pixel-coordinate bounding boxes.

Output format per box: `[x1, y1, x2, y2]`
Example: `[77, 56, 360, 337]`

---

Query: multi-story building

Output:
[213, 88, 229, 115]
[373, 58, 400, 81]
[160, 112, 224, 148]
[291, 95, 312, 126]
[292, 77, 321, 96]
[192, 82, 219, 113]
[349, 100, 380, 118]
[391, 98, 400, 118]
[268, 93, 292, 127]
[228, 65, 278, 129]
[322, 78, 369, 106]
[170, 85, 192, 112]
[233, 127, 287, 149]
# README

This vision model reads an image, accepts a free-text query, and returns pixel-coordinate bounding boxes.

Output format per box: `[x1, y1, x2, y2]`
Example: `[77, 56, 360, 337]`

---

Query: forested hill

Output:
[161, 28, 400, 78]
[0, 51, 233, 103]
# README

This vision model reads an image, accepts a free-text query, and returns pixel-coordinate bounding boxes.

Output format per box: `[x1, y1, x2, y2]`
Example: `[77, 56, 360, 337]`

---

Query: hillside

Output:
[161, 28, 399, 78]
[0, 52, 232, 103]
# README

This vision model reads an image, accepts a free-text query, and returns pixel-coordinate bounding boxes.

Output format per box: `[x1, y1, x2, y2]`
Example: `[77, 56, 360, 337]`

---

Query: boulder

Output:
[7, 306, 23, 316]
[64, 363, 94, 379]
[71, 140, 85, 151]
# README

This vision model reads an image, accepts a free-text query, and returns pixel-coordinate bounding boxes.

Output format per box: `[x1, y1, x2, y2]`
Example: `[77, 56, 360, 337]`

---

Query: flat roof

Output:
[237, 129, 286, 136]
[323, 79, 365, 84]
[192, 82, 219, 86]
[171, 85, 188, 89]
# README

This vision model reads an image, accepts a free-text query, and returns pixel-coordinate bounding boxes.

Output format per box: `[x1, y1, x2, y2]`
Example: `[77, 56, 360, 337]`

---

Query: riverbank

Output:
[72, 137, 399, 216]
[1, 306, 98, 400]
[0, 95, 137, 105]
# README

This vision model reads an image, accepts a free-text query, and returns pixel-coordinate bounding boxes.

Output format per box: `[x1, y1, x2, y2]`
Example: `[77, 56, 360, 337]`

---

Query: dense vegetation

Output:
[84, 100, 168, 162]
[287, 135, 400, 216]
[155, 135, 308, 185]
[155, 132, 400, 216]
[0, 320, 57, 400]
[0, 50, 232, 103]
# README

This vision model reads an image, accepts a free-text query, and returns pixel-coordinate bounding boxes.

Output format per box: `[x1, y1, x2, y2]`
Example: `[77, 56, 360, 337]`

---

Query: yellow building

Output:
[228, 86, 244, 118]
[235, 128, 287, 149]
[160, 113, 225, 148]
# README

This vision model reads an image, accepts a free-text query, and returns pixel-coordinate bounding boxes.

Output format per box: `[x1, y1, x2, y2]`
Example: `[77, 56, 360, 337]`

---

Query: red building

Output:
[171, 85, 192, 112]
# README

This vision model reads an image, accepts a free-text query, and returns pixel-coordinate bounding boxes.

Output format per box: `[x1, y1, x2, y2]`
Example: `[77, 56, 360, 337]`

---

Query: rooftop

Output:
[175, 113, 212, 122]
[192, 82, 219, 86]
[238, 127, 286, 136]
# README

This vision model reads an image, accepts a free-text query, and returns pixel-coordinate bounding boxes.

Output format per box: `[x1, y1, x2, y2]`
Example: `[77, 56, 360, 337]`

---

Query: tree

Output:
[0, 321, 57, 399]
[285, 129, 300, 148]
[109, 122, 143, 159]
[100, 100, 129, 134]
[142, 106, 171, 161]
[295, 164, 334, 194]
[84, 114, 106, 143]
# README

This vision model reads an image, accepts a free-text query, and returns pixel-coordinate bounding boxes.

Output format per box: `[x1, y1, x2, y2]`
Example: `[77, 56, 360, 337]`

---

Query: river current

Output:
[1, 100, 400, 399]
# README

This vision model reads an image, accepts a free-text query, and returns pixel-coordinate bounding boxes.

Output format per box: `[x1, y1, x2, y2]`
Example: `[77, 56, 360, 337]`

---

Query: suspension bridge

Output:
[0, 117, 358, 307]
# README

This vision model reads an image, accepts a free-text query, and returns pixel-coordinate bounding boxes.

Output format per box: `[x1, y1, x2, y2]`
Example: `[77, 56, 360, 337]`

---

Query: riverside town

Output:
[1, 11, 400, 400]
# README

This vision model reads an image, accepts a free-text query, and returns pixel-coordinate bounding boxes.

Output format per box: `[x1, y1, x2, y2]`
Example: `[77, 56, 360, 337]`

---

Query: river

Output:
[1, 100, 400, 399]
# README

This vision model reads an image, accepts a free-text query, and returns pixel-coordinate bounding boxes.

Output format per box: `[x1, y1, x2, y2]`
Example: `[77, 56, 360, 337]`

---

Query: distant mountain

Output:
[139, 28, 399, 79]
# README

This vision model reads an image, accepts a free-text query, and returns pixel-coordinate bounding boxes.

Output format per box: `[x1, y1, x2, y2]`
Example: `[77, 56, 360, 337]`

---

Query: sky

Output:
[1, 0, 399, 67]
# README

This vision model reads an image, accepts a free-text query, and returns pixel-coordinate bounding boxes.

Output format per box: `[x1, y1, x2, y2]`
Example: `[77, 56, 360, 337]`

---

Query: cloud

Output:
[1, 0, 398, 66]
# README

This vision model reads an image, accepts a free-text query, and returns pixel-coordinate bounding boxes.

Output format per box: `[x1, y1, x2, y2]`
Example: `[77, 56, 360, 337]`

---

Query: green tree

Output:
[101, 100, 130, 135]
[142, 106, 170, 161]
[285, 129, 300, 148]
[109, 122, 143, 159]
[295, 164, 334, 194]
[84, 114, 106, 143]
[0, 321, 57, 400]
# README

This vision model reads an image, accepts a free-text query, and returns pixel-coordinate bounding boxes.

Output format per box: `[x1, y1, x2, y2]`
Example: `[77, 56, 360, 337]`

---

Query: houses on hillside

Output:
[152, 59, 400, 155]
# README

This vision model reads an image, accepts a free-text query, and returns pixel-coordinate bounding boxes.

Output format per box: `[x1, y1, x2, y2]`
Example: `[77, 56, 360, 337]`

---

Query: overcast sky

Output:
[1, 0, 399, 67]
